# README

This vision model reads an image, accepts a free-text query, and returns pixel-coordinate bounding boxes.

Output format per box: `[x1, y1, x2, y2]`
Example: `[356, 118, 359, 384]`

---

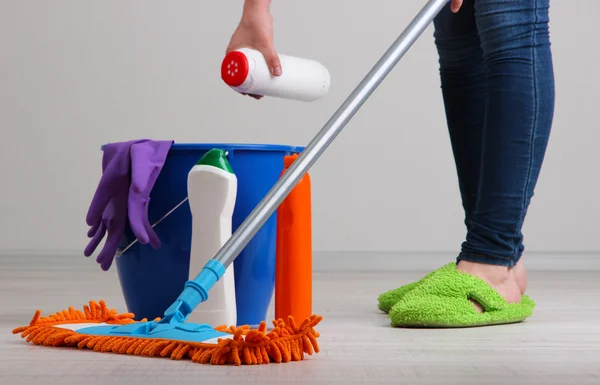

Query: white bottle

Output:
[186, 148, 237, 327]
[221, 47, 330, 102]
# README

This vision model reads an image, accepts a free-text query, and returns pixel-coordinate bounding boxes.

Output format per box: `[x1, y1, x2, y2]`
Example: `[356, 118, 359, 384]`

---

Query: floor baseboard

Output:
[1, 250, 598, 272]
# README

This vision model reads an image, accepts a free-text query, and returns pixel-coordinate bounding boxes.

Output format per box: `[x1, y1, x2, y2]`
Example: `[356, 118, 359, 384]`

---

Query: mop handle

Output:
[213, 0, 450, 270]
[161, 0, 450, 323]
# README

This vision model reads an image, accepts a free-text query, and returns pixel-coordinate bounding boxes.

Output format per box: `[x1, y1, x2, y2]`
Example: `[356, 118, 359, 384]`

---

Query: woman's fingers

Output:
[259, 43, 282, 76]
[241, 93, 263, 99]
[451, 0, 463, 13]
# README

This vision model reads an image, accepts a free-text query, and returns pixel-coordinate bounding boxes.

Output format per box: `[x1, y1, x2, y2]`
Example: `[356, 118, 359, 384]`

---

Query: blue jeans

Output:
[433, 0, 555, 267]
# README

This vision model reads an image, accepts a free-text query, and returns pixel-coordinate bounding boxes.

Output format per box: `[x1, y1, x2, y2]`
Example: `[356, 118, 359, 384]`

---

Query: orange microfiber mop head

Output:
[12, 300, 323, 365]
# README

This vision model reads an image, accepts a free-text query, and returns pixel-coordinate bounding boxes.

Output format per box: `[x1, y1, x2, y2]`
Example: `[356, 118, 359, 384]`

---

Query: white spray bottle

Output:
[186, 149, 237, 326]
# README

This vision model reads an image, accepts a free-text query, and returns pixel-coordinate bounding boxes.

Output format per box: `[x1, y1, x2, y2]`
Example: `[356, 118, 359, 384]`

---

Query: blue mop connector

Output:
[161, 259, 226, 324]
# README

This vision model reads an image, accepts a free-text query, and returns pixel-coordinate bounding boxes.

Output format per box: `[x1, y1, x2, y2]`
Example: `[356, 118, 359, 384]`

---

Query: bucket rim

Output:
[100, 142, 304, 153]
[170, 142, 304, 153]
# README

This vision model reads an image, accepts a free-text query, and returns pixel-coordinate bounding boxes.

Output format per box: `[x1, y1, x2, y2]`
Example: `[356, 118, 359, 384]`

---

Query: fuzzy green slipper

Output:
[377, 263, 455, 313]
[388, 264, 535, 328]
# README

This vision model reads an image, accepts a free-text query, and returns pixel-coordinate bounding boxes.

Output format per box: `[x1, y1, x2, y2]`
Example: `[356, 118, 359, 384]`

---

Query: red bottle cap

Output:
[221, 51, 249, 87]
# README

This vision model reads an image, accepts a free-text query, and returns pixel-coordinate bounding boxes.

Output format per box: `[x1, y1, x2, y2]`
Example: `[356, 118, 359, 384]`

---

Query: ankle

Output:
[456, 260, 512, 285]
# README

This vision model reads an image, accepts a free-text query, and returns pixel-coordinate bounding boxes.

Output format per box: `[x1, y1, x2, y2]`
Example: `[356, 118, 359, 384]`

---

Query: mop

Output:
[13, 0, 456, 364]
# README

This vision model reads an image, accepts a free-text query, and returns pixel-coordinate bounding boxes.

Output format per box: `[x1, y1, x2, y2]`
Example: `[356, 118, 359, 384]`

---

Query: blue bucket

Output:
[114, 142, 303, 327]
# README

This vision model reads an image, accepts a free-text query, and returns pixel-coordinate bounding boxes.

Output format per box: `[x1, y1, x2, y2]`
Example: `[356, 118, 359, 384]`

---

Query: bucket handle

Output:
[115, 196, 189, 257]
[116, 149, 234, 257]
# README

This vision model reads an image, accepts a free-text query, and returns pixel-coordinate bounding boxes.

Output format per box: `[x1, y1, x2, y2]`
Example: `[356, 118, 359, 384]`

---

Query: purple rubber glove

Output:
[84, 140, 146, 270]
[85, 141, 135, 228]
[85, 184, 128, 271]
[127, 140, 173, 248]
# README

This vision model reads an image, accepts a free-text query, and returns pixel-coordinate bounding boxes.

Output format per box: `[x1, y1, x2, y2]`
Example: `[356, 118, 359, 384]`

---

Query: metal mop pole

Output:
[162, 0, 450, 322]
[214, 0, 450, 270]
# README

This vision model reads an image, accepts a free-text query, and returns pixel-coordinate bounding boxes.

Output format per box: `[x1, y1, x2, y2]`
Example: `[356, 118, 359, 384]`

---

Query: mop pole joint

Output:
[161, 260, 226, 324]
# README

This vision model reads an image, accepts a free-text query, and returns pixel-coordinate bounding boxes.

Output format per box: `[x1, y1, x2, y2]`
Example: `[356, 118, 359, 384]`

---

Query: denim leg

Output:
[458, 0, 555, 267]
[433, 0, 486, 232]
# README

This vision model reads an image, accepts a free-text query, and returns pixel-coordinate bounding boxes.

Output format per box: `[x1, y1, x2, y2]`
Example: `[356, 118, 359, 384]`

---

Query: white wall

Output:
[1, 0, 598, 254]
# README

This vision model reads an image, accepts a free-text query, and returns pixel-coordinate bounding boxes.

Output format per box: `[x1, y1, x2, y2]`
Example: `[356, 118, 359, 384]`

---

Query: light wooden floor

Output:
[1, 253, 599, 385]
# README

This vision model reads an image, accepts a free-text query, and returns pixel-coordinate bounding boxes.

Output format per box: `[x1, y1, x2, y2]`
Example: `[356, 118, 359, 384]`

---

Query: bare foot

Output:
[457, 260, 523, 312]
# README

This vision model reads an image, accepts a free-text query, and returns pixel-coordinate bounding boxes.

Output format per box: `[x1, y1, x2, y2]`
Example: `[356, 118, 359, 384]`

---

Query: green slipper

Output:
[377, 263, 455, 313]
[388, 264, 535, 328]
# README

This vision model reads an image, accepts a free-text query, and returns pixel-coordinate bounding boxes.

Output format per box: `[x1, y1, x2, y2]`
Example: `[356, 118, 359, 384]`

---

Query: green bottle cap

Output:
[195, 148, 234, 173]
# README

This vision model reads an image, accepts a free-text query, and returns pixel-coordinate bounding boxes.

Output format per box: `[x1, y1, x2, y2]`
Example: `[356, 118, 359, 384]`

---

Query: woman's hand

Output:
[451, 0, 463, 13]
[226, 0, 280, 99]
